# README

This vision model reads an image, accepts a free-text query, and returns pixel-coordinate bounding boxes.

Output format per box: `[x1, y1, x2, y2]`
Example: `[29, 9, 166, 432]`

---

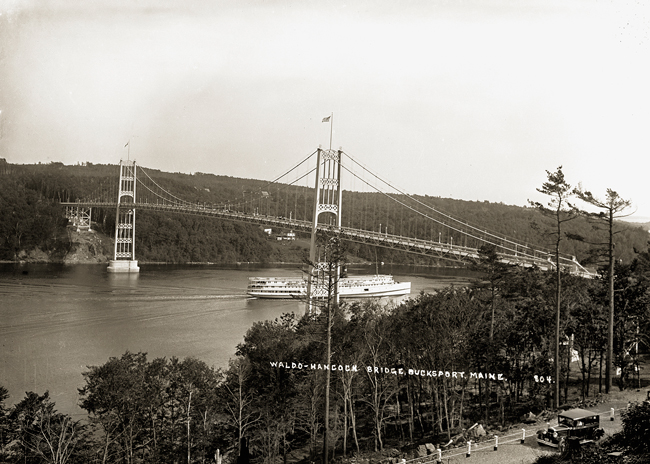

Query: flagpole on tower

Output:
[322, 113, 333, 150]
[329, 113, 333, 150]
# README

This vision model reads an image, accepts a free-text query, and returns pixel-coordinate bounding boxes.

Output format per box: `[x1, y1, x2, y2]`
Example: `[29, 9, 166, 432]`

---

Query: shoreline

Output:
[0, 259, 466, 269]
[2, 227, 469, 269]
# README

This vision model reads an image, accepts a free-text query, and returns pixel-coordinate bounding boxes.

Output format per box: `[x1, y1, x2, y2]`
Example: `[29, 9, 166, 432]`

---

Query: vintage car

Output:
[536, 408, 605, 451]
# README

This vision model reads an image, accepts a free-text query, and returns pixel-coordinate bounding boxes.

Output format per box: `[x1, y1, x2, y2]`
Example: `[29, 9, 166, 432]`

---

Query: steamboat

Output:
[247, 274, 411, 299]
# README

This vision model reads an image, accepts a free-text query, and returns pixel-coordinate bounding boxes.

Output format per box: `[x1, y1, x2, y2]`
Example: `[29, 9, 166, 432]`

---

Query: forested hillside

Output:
[1, 161, 647, 265]
[0, 162, 276, 263]
[0, 175, 72, 261]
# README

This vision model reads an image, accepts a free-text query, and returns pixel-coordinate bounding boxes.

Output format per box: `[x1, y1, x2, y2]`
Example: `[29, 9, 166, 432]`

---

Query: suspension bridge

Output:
[60, 148, 592, 277]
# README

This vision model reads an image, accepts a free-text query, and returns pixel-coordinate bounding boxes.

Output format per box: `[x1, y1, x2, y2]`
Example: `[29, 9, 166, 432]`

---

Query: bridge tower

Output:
[108, 159, 140, 273]
[307, 148, 343, 308]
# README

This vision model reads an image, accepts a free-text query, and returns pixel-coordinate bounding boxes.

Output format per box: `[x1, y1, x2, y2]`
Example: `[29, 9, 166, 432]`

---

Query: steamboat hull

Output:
[247, 275, 411, 299]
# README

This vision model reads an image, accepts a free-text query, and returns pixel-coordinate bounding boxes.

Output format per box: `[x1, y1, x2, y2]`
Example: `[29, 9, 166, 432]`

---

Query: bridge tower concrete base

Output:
[108, 260, 140, 273]
[108, 159, 139, 273]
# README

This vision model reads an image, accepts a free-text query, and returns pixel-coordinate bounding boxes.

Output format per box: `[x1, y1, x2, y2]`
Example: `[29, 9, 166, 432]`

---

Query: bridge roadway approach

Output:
[62, 200, 588, 275]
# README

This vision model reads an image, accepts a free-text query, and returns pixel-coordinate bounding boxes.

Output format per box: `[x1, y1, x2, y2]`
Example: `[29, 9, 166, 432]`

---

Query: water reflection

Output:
[107, 272, 140, 289]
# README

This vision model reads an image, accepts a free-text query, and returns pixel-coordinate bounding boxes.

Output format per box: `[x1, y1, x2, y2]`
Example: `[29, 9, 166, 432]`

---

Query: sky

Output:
[1, 0, 649, 220]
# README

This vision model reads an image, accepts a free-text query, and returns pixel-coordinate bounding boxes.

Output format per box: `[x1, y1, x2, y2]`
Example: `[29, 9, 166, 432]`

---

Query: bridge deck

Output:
[62, 201, 593, 277]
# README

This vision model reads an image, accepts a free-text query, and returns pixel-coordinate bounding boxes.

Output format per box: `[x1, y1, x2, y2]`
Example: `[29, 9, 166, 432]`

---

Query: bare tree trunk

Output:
[201, 410, 209, 464]
[606, 209, 614, 393]
[151, 410, 158, 462]
[322, 286, 333, 463]
[349, 395, 360, 454]
[565, 337, 571, 404]
[406, 378, 414, 441]
[417, 380, 426, 437]
[434, 386, 443, 434]
[458, 385, 465, 430]
[555, 233, 561, 409]
[587, 350, 595, 396]
[579, 348, 587, 400]
[515, 356, 520, 403]
[187, 390, 192, 464]
[342, 391, 348, 457]
[443, 381, 451, 441]
[479, 379, 491, 424]
[395, 393, 403, 443]
[500, 391, 505, 426]
[102, 429, 110, 464]
[599, 350, 603, 394]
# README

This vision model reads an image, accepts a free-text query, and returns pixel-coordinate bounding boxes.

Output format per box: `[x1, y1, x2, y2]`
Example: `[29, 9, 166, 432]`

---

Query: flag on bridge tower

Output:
[322, 113, 334, 149]
[124, 141, 129, 147]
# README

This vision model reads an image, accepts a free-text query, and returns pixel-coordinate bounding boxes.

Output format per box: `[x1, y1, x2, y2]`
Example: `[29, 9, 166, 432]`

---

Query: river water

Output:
[0, 263, 476, 416]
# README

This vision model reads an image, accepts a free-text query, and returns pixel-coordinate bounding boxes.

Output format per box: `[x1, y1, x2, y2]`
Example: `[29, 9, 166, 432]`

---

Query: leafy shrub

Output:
[620, 401, 650, 453]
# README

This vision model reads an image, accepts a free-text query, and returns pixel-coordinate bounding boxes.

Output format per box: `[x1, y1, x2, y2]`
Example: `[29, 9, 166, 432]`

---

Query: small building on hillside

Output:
[276, 231, 296, 241]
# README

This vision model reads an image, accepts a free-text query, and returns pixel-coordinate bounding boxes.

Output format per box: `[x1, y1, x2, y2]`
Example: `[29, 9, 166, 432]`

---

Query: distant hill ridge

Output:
[2, 161, 648, 266]
[621, 221, 650, 232]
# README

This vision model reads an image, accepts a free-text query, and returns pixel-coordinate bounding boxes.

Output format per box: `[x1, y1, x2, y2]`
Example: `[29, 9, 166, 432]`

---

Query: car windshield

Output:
[558, 410, 599, 427]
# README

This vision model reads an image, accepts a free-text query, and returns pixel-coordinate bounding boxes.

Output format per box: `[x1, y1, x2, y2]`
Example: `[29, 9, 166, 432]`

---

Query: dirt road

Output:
[427, 393, 647, 464]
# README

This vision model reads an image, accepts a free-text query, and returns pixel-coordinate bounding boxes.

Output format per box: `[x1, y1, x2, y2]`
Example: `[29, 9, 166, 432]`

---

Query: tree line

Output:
[1, 162, 648, 265]
[0, 165, 274, 263]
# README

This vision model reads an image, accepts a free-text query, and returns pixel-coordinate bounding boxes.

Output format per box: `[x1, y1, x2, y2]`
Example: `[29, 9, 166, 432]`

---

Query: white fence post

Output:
[494, 435, 498, 451]
[521, 428, 526, 443]
[466, 440, 472, 458]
